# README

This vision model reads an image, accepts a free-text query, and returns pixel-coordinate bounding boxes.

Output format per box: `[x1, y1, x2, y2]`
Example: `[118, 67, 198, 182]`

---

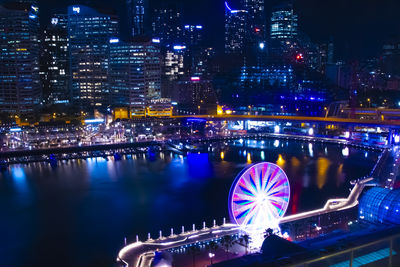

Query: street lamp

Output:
[208, 252, 215, 265]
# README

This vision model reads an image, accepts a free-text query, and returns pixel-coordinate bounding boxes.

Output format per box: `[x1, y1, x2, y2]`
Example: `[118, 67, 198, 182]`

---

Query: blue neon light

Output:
[85, 119, 105, 124]
[225, 1, 232, 11]
[10, 127, 22, 132]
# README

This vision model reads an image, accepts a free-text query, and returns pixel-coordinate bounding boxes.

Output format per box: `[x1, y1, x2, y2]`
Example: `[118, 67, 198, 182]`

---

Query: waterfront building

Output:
[152, 3, 182, 47]
[0, 1, 41, 114]
[224, 1, 248, 55]
[109, 38, 161, 117]
[172, 76, 217, 114]
[41, 14, 69, 105]
[146, 98, 172, 117]
[67, 5, 118, 111]
[126, 0, 149, 37]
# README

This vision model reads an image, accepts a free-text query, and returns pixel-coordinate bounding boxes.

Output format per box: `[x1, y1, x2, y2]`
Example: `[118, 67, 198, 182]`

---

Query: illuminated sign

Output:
[196, 25, 203, 29]
[72, 7, 81, 14]
[51, 18, 59, 25]
[10, 127, 22, 132]
[191, 77, 200, 81]
[84, 119, 104, 124]
[152, 38, 160, 43]
[109, 38, 119, 44]
[173, 45, 186, 50]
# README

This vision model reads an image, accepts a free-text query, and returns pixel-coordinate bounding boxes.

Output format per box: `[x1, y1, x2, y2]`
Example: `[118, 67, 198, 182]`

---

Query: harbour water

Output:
[0, 138, 380, 267]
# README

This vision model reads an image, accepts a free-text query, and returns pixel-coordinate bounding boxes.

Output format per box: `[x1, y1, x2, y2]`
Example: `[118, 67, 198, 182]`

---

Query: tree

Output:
[187, 245, 201, 267]
[236, 234, 251, 255]
[220, 235, 235, 259]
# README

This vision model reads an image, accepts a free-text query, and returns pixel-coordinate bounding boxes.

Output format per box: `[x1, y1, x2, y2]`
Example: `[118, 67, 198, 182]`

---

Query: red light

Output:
[255, 27, 261, 33]
[296, 53, 304, 61]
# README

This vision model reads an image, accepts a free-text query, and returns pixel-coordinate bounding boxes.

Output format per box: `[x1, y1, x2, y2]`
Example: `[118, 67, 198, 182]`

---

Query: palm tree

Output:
[220, 235, 235, 259]
[236, 234, 251, 255]
[187, 245, 201, 267]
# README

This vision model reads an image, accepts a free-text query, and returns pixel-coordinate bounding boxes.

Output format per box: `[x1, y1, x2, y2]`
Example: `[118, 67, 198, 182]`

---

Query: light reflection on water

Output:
[0, 139, 380, 267]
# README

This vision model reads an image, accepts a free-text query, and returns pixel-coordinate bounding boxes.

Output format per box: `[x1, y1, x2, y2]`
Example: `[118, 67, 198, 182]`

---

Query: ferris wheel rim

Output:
[228, 162, 290, 228]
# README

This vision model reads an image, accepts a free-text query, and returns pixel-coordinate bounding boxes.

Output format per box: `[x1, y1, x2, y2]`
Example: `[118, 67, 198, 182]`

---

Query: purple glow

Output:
[228, 162, 290, 231]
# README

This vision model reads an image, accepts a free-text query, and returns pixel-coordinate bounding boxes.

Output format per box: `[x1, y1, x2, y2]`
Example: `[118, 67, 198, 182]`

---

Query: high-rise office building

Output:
[41, 14, 69, 105]
[67, 5, 118, 110]
[242, 0, 265, 46]
[0, 1, 41, 114]
[270, 3, 298, 40]
[182, 25, 203, 48]
[152, 3, 182, 47]
[126, 0, 149, 37]
[109, 38, 161, 116]
[224, 1, 248, 54]
[269, 2, 298, 61]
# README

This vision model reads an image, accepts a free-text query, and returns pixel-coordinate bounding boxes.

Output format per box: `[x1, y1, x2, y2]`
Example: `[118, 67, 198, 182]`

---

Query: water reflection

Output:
[0, 139, 381, 267]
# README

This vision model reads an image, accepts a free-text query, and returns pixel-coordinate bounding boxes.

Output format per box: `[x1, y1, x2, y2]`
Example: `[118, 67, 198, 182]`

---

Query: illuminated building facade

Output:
[126, 0, 149, 37]
[242, 0, 265, 51]
[270, 3, 298, 40]
[172, 77, 217, 113]
[224, 2, 248, 54]
[68, 5, 119, 110]
[269, 2, 298, 60]
[182, 25, 203, 48]
[41, 14, 69, 105]
[152, 4, 182, 47]
[109, 38, 161, 116]
[0, 1, 41, 114]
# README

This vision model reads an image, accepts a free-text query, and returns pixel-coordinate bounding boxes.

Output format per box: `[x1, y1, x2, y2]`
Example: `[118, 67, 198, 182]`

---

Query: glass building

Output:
[224, 1, 248, 54]
[0, 1, 41, 114]
[41, 14, 69, 105]
[126, 0, 149, 37]
[152, 3, 182, 47]
[359, 187, 400, 225]
[67, 5, 118, 110]
[109, 38, 161, 116]
[270, 3, 298, 40]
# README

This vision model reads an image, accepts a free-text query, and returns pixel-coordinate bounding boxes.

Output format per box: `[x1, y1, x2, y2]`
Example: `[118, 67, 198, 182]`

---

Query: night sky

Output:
[32, 0, 400, 59]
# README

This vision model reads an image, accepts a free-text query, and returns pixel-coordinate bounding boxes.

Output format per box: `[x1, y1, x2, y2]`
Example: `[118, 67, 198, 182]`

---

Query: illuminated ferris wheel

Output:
[228, 162, 290, 231]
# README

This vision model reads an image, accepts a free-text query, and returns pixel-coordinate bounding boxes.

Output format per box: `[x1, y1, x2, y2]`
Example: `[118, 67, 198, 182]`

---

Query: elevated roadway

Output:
[172, 115, 400, 128]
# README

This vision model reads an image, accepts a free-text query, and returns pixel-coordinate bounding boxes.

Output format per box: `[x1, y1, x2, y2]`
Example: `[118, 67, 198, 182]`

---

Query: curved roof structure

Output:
[359, 187, 400, 225]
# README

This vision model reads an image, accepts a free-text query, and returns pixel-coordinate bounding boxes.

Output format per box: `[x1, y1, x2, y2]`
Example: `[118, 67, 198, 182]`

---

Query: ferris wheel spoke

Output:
[229, 162, 290, 230]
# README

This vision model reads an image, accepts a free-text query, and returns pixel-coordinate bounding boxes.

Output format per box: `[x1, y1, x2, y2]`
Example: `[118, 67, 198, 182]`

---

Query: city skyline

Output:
[30, 0, 400, 59]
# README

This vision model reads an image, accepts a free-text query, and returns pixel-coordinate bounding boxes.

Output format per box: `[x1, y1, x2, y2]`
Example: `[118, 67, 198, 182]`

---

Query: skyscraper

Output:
[67, 5, 118, 110]
[269, 2, 298, 61]
[0, 1, 41, 114]
[242, 0, 265, 45]
[41, 14, 69, 105]
[126, 0, 149, 37]
[109, 38, 161, 116]
[152, 3, 182, 46]
[270, 3, 298, 40]
[224, 1, 248, 54]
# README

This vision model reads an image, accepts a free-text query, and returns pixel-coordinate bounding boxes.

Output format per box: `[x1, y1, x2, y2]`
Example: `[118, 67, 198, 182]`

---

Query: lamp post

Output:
[209, 252, 215, 265]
